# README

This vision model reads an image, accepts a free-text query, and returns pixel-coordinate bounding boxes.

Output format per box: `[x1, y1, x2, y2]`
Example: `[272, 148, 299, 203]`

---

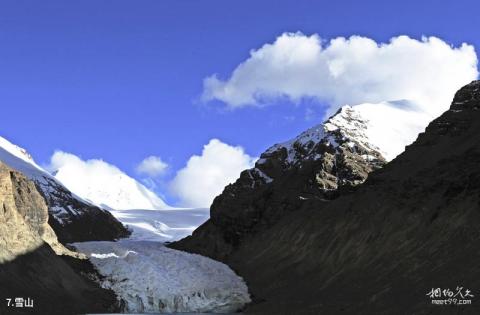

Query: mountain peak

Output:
[451, 79, 480, 110]
[50, 156, 173, 211]
[172, 102, 390, 259]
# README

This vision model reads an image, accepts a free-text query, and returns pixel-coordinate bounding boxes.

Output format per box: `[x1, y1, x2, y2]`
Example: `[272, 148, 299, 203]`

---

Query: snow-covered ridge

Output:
[262, 105, 383, 167]
[0, 136, 103, 224]
[48, 151, 173, 210]
[0, 135, 172, 216]
[264, 101, 433, 164]
[242, 101, 437, 193]
[0, 136, 37, 166]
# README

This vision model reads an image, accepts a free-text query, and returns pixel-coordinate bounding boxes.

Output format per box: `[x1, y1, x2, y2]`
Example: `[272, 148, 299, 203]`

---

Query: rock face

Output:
[0, 162, 119, 314]
[38, 176, 131, 243]
[0, 137, 129, 243]
[0, 162, 73, 262]
[173, 81, 480, 314]
[172, 105, 386, 260]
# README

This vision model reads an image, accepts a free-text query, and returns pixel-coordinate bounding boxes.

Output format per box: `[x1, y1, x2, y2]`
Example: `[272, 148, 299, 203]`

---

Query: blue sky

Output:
[0, 0, 479, 205]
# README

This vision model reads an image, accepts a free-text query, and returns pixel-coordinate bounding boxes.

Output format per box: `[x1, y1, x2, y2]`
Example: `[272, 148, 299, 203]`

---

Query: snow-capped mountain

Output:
[262, 101, 432, 167]
[239, 101, 427, 193]
[243, 101, 434, 191]
[336, 101, 432, 161]
[174, 80, 480, 315]
[48, 152, 172, 210]
[0, 136, 129, 242]
[173, 101, 436, 259]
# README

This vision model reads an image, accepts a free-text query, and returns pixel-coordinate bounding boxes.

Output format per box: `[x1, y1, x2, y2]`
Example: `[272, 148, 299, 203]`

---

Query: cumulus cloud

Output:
[203, 33, 478, 116]
[46, 151, 170, 210]
[170, 139, 256, 208]
[136, 155, 168, 177]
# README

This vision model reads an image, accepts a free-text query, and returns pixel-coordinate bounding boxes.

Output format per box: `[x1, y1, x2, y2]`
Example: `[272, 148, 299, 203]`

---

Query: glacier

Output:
[73, 208, 251, 313]
[110, 208, 210, 242]
[73, 240, 251, 313]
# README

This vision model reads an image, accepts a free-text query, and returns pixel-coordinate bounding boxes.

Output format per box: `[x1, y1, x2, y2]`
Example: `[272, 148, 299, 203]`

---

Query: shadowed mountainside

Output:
[0, 244, 118, 315]
[172, 81, 480, 314]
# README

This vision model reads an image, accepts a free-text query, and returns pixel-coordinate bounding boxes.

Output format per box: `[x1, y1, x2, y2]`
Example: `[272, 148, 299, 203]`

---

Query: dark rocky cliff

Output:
[38, 177, 131, 243]
[172, 81, 480, 314]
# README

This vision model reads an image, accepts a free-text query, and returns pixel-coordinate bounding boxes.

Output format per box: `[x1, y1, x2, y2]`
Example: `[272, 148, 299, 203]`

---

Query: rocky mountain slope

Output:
[0, 162, 74, 262]
[172, 104, 393, 259]
[0, 137, 129, 243]
[172, 81, 480, 314]
[0, 162, 119, 314]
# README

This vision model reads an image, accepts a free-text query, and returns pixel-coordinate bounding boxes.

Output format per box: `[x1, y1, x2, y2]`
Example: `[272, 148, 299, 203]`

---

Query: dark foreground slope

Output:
[0, 244, 118, 315]
[0, 162, 119, 314]
[173, 81, 480, 314]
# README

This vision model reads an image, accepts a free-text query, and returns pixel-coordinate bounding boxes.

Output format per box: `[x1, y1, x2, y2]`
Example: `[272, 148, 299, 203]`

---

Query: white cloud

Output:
[46, 151, 171, 210]
[170, 139, 256, 208]
[136, 155, 168, 177]
[203, 33, 478, 117]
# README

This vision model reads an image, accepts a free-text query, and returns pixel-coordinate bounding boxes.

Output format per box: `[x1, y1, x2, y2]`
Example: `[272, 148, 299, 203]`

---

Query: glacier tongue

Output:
[73, 208, 249, 313]
[73, 240, 251, 313]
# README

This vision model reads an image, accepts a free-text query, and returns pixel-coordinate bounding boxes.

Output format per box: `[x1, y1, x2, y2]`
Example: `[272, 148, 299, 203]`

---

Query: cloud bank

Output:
[136, 155, 168, 177]
[170, 139, 256, 208]
[203, 33, 478, 116]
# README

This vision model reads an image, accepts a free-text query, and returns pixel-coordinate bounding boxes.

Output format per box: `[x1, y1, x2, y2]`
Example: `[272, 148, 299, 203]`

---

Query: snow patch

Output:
[252, 168, 273, 184]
